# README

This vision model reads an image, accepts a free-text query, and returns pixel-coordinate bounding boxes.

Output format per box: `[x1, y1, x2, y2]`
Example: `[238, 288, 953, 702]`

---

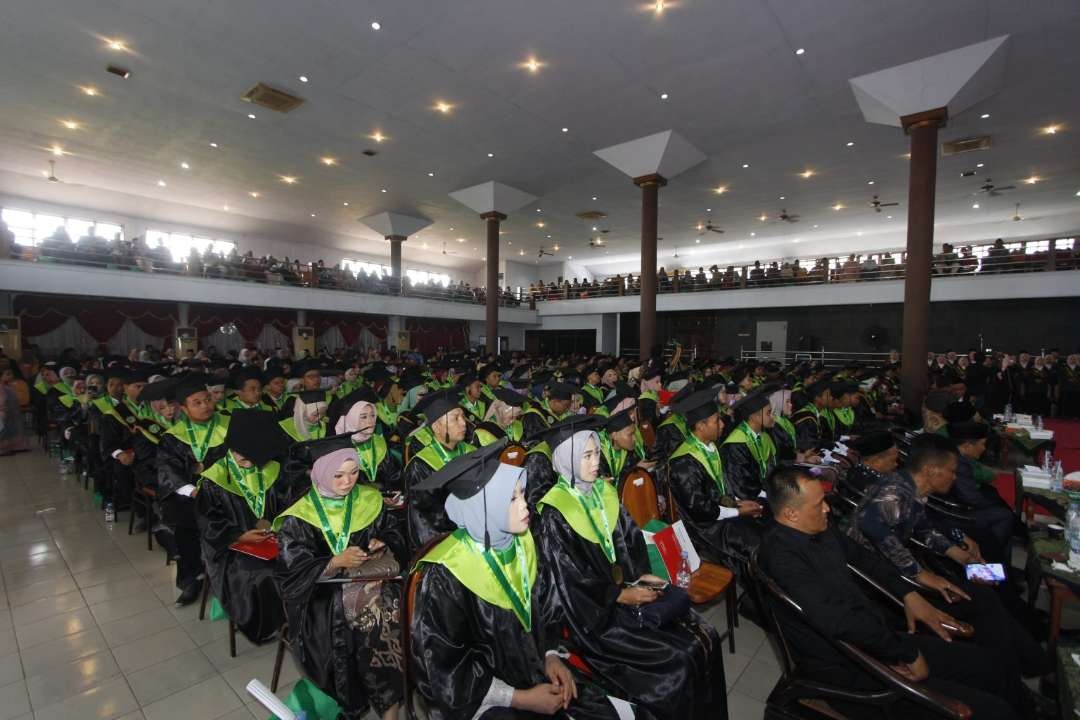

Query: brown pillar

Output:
[481, 211, 506, 356]
[634, 174, 666, 360]
[899, 107, 947, 414]
[388, 235, 405, 293]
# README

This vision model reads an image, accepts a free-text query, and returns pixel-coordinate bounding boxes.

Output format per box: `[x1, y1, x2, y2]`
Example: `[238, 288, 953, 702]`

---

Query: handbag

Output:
[617, 585, 691, 629]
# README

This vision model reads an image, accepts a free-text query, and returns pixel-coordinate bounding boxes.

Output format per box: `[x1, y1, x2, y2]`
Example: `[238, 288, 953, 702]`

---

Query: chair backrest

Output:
[618, 468, 661, 528]
[499, 442, 527, 467]
[402, 533, 450, 720]
[746, 549, 801, 680]
[638, 421, 657, 449]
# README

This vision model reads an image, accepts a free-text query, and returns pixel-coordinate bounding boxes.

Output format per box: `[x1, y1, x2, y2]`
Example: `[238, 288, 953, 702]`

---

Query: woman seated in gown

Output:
[274, 446, 407, 720]
[472, 388, 526, 446]
[537, 424, 726, 720]
[196, 410, 291, 644]
[411, 441, 629, 719]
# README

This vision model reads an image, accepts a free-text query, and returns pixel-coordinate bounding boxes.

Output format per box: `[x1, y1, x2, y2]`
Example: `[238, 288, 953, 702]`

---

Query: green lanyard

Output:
[429, 438, 461, 465]
[462, 397, 483, 417]
[469, 533, 532, 631]
[183, 415, 219, 463]
[352, 438, 379, 483]
[598, 432, 626, 479]
[689, 433, 725, 494]
[560, 477, 616, 564]
[308, 487, 355, 554]
[775, 416, 796, 447]
[225, 451, 266, 518]
[740, 421, 769, 480]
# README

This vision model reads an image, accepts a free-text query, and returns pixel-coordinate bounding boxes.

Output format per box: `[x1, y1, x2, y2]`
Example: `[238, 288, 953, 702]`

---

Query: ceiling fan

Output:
[697, 215, 724, 235]
[1012, 203, 1022, 222]
[440, 242, 459, 256]
[537, 246, 554, 258]
[588, 236, 605, 248]
[976, 178, 1016, 196]
[45, 160, 62, 184]
[776, 208, 800, 223]
[870, 194, 899, 213]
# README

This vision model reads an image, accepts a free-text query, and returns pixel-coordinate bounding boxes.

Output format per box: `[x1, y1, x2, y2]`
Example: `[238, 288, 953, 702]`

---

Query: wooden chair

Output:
[638, 420, 657, 449]
[748, 550, 971, 719]
[402, 534, 449, 720]
[198, 575, 237, 658]
[619, 468, 737, 653]
[270, 617, 292, 693]
[498, 442, 527, 467]
[127, 484, 157, 551]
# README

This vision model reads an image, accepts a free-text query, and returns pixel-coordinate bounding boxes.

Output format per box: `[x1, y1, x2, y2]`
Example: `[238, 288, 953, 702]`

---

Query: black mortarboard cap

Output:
[546, 381, 576, 401]
[297, 389, 328, 405]
[602, 387, 635, 414]
[924, 391, 953, 414]
[289, 360, 324, 379]
[139, 376, 180, 403]
[493, 388, 526, 407]
[529, 413, 604, 447]
[948, 421, 990, 441]
[732, 389, 772, 424]
[942, 399, 976, 423]
[805, 380, 831, 400]
[413, 438, 509, 499]
[264, 362, 288, 381]
[421, 389, 462, 425]
[852, 431, 895, 458]
[456, 371, 479, 387]
[363, 365, 393, 383]
[605, 407, 635, 433]
[673, 386, 720, 425]
[228, 366, 264, 390]
[327, 386, 379, 430]
[174, 373, 211, 403]
[225, 409, 293, 466]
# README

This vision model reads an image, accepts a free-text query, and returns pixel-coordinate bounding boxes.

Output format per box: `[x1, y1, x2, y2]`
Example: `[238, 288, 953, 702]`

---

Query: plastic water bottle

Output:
[1044, 450, 1054, 474]
[675, 551, 692, 589]
[1052, 460, 1064, 494]
[1067, 502, 1080, 570]
[1004, 403, 1013, 423]
[104, 502, 115, 525]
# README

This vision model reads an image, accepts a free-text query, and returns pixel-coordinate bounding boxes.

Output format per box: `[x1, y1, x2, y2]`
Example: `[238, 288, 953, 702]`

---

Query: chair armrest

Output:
[838, 641, 972, 720]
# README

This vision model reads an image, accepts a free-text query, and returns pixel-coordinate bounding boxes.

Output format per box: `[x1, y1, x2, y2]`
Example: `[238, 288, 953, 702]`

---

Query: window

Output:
[406, 268, 451, 287]
[146, 229, 235, 262]
[1, 207, 124, 246]
[342, 258, 390, 277]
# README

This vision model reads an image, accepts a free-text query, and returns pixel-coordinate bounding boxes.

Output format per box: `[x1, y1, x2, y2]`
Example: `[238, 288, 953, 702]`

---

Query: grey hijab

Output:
[552, 429, 599, 494]
[445, 463, 524, 551]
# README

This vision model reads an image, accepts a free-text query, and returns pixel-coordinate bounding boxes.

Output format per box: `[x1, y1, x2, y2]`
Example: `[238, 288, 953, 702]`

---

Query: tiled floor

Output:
[0, 449, 778, 719]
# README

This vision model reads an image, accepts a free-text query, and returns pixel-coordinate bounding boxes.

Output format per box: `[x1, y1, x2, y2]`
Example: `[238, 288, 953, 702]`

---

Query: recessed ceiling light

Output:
[886, 215, 892, 219]
[660, 92, 669, 100]
[793, 238, 801, 243]
[456, 237, 466, 243]
[105, 39, 128, 51]
[654, 0, 666, 14]
[311, 213, 317, 217]
[380, 188, 388, 193]
[972, 203, 980, 209]
[298, 75, 309, 83]
[60, 120, 81, 130]
[758, 214, 768, 221]
[591, 226, 598, 231]
[49, 145, 64, 156]
[371, 21, 381, 30]
[521, 56, 544, 73]
[976, 162, 985, 168]
[536, 208, 542, 213]
[795, 47, 805, 55]
[981, 113, 990, 119]
[249, 191, 260, 198]
[247, 113, 256, 119]
[427, 171, 435, 177]
[695, 238, 700, 244]
[714, 185, 728, 194]
[157, 180, 166, 187]
[180, 161, 190, 169]
[706, 208, 711, 212]
[1024, 176, 1040, 184]
[80, 85, 99, 97]
[223, 205, 230, 211]
[434, 100, 454, 114]
[568, 255, 572, 260]
[369, 131, 387, 143]
[812, 224, 819, 228]
[832, 203, 844, 211]
[449, 227, 455, 230]
[41, 170, 48, 177]
[279, 175, 298, 184]
[867, 180, 875, 185]
[561, 127, 569, 133]
[1042, 124, 1061, 135]
[343, 202, 349, 206]
[320, 156, 337, 166]
[591, 196, 598, 201]
[536, 221, 546, 228]
[800, 169, 815, 179]
[519, 250, 525, 256]
[487, 152, 494, 158]
[846, 141, 854, 147]
[210, 142, 218, 148]
[742, 163, 750, 169]
[1076, 190, 1080, 197]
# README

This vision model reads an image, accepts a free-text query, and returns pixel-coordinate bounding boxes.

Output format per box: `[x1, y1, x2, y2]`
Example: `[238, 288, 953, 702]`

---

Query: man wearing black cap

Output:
[636, 364, 663, 429]
[947, 421, 1014, 567]
[261, 364, 290, 415]
[98, 368, 148, 510]
[224, 367, 269, 413]
[829, 382, 859, 437]
[477, 362, 505, 404]
[157, 374, 231, 605]
[520, 381, 574, 439]
[195, 410, 290, 643]
[846, 431, 899, 495]
[597, 408, 654, 485]
[654, 383, 697, 461]
[721, 388, 778, 501]
[457, 371, 487, 424]
[404, 390, 476, 547]
[791, 381, 832, 451]
[580, 366, 605, 408]
[668, 387, 763, 573]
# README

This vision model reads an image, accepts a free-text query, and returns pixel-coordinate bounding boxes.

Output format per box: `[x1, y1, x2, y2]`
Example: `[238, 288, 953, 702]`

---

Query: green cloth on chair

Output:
[267, 677, 342, 720]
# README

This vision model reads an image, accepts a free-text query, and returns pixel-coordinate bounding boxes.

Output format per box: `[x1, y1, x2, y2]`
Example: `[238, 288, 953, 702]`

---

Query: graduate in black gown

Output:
[719, 388, 778, 501]
[597, 407, 653, 487]
[157, 374, 230, 606]
[523, 415, 605, 514]
[537, 425, 726, 720]
[274, 447, 406, 720]
[196, 410, 291, 644]
[667, 387, 763, 574]
[411, 441, 626, 720]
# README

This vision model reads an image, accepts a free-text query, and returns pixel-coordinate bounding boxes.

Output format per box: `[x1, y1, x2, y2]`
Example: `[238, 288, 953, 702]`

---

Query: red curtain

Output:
[406, 318, 468, 355]
[15, 295, 177, 339]
[308, 312, 388, 346]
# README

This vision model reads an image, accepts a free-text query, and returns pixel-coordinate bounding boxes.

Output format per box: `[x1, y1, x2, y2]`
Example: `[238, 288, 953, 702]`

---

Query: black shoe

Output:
[174, 582, 201, 607]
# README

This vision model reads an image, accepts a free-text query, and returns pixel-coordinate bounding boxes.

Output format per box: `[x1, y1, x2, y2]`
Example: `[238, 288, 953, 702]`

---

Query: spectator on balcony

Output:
[840, 254, 859, 282]
[986, 238, 1009, 273]
[935, 243, 959, 275]
[0, 220, 13, 260]
[657, 266, 671, 293]
[749, 260, 765, 287]
[779, 262, 794, 282]
[721, 266, 738, 288]
[792, 259, 807, 282]
[958, 246, 977, 274]
[859, 253, 879, 281]
[765, 262, 780, 284]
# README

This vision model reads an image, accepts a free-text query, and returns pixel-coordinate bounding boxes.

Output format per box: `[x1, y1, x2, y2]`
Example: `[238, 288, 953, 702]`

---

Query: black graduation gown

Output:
[653, 421, 686, 463]
[520, 408, 552, 440]
[791, 407, 824, 451]
[1020, 368, 1051, 415]
[768, 424, 797, 463]
[157, 433, 229, 527]
[538, 503, 725, 720]
[522, 450, 556, 515]
[196, 478, 289, 643]
[283, 433, 404, 502]
[718, 441, 773, 501]
[411, 562, 625, 720]
[275, 507, 406, 718]
[403, 449, 464, 550]
[667, 454, 762, 572]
